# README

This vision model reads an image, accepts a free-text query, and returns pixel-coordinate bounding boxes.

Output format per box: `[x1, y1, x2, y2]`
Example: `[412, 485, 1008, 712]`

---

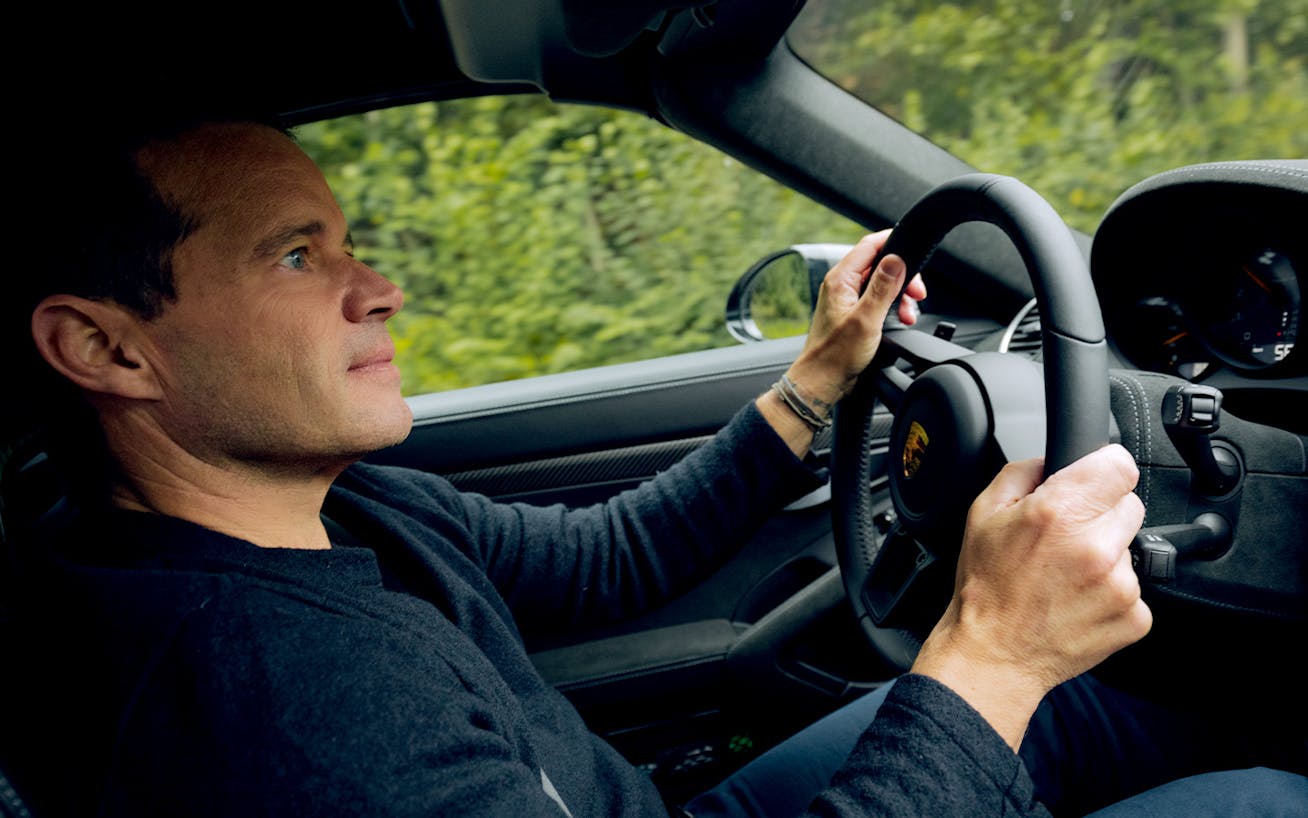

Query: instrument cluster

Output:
[1091, 161, 1306, 382]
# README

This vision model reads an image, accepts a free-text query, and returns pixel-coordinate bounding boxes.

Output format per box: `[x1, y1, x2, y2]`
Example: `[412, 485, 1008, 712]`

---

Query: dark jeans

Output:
[684, 674, 1307, 817]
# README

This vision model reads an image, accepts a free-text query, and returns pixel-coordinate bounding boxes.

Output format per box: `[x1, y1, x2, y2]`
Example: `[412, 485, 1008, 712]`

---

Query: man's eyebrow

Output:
[251, 220, 327, 259]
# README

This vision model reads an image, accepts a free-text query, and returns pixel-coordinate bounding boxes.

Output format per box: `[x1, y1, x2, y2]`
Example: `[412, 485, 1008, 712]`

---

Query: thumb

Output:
[1040, 445, 1139, 502]
[973, 456, 1045, 515]
[859, 253, 907, 325]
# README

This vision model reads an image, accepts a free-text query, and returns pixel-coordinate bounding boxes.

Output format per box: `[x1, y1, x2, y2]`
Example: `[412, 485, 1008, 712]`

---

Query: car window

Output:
[295, 96, 865, 396]
[789, 0, 1308, 234]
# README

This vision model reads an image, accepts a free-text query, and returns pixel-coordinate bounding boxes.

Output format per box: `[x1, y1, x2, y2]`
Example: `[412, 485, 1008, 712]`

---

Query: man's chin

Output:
[356, 404, 414, 454]
[314, 426, 412, 476]
[309, 399, 413, 465]
[375, 419, 414, 452]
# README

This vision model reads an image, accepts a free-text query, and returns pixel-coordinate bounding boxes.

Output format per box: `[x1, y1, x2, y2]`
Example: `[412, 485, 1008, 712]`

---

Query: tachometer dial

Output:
[1199, 249, 1299, 370]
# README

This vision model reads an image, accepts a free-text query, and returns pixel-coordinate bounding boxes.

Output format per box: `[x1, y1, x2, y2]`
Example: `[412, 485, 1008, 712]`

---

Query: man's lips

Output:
[348, 346, 397, 373]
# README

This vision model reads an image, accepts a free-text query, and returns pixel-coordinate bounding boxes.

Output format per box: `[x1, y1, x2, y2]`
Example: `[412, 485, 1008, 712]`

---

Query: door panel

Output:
[369, 337, 806, 474]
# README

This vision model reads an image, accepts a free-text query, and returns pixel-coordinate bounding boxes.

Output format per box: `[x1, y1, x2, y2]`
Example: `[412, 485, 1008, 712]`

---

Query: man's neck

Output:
[111, 476, 337, 550]
[106, 423, 349, 551]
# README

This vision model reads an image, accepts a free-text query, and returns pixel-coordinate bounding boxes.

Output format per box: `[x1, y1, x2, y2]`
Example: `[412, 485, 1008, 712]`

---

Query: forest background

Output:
[296, 0, 1308, 396]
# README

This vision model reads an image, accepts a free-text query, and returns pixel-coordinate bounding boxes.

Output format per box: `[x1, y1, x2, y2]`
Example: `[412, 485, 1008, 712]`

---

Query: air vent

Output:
[1000, 298, 1043, 359]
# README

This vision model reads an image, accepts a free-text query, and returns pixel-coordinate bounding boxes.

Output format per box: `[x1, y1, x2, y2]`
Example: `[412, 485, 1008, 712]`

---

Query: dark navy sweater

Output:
[12, 404, 1046, 817]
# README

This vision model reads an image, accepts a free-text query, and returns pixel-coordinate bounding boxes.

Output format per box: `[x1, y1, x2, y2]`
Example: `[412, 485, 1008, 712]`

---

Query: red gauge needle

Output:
[1162, 330, 1188, 346]
[1243, 265, 1272, 293]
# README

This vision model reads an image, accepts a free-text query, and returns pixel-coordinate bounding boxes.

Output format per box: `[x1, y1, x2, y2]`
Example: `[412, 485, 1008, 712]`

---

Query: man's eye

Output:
[280, 248, 309, 270]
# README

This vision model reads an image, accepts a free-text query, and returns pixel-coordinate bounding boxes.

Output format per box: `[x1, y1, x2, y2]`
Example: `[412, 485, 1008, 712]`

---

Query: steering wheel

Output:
[830, 173, 1110, 669]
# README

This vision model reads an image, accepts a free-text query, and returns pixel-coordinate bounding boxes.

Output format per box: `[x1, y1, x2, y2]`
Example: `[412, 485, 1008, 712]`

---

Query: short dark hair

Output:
[7, 102, 289, 497]
[49, 136, 189, 319]
[26, 104, 290, 320]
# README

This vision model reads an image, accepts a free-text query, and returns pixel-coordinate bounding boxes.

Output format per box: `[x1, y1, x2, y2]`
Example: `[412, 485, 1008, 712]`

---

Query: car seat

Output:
[0, 429, 77, 818]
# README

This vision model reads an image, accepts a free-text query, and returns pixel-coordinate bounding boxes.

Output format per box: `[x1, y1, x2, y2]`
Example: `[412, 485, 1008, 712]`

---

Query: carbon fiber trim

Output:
[445, 423, 859, 500]
[447, 436, 714, 498]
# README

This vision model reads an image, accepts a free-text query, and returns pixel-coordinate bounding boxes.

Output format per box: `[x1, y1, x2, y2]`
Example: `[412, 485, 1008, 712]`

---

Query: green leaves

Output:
[297, 98, 864, 395]
[791, 0, 1308, 232]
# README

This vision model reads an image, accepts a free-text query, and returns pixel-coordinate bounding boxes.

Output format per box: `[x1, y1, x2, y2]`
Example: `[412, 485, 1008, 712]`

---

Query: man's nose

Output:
[344, 259, 404, 322]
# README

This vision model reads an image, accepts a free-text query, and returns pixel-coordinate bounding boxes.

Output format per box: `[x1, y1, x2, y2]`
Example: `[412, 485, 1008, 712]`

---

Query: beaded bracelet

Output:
[771, 374, 832, 431]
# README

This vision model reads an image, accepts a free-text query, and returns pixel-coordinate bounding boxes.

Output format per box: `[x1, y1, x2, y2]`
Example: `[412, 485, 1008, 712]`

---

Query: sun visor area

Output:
[438, 0, 563, 86]
[560, 0, 699, 56]
[436, 0, 717, 84]
[438, 0, 686, 85]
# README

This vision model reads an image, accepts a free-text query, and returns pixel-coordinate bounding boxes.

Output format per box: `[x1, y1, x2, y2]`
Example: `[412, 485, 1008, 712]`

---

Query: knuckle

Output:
[1077, 540, 1120, 580]
[1101, 444, 1140, 487]
[1131, 600, 1155, 637]
[1123, 491, 1145, 526]
[1022, 493, 1062, 530]
[1107, 572, 1141, 608]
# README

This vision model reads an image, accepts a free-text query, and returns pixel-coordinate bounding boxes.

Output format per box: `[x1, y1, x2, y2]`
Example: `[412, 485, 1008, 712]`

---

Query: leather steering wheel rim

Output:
[830, 173, 1110, 669]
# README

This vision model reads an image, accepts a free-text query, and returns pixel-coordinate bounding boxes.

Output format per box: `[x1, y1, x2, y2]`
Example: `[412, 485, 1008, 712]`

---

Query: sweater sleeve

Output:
[478, 401, 824, 630]
[344, 401, 825, 633]
[806, 674, 1052, 818]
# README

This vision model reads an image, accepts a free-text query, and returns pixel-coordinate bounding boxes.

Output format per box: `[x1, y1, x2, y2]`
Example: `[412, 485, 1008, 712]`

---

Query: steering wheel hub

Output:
[889, 363, 992, 547]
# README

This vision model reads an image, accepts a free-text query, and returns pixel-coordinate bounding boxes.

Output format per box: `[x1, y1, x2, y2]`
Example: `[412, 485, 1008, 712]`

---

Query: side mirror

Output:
[725, 243, 853, 342]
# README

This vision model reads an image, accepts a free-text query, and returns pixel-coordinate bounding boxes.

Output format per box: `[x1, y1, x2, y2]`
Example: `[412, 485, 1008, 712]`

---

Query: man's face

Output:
[131, 122, 412, 471]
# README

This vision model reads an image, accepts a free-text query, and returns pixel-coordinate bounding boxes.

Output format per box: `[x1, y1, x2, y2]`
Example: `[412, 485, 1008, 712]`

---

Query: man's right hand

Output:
[910, 444, 1151, 750]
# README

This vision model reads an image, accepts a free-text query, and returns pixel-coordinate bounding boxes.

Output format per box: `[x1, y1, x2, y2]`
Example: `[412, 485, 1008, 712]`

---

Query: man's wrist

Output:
[911, 619, 1049, 752]
[771, 373, 832, 432]
[784, 350, 857, 410]
[755, 388, 817, 459]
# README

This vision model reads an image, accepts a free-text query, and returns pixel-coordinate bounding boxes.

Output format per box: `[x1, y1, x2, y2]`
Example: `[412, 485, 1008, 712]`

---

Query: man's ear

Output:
[29, 295, 164, 401]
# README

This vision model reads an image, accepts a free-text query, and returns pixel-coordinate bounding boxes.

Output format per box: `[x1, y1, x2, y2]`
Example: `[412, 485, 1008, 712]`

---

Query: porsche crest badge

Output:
[903, 421, 929, 478]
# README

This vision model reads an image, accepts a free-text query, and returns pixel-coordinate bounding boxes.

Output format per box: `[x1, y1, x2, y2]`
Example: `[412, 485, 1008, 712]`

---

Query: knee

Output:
[1090, 768, 1308, 817]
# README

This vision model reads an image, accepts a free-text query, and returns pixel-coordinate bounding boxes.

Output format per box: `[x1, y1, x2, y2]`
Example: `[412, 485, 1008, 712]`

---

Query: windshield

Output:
[788, 0, 1308, 233]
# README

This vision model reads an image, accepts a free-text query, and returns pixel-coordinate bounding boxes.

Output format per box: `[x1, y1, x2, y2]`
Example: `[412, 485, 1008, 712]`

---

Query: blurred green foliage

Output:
[297, 97, 863, 395]
[297, 0, 1306, 396]
[790, 0, 1308, 232]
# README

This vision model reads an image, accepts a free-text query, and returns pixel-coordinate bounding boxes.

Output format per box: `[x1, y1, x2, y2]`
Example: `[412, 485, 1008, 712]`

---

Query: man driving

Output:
[7, 110, 1303, 817]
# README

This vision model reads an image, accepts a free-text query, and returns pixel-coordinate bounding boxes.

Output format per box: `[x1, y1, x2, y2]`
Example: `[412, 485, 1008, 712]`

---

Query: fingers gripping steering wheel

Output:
[830, 174, 1110, 669]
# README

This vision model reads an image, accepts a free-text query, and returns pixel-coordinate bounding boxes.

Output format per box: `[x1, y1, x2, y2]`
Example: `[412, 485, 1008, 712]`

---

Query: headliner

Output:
[11, 0, 777, 124]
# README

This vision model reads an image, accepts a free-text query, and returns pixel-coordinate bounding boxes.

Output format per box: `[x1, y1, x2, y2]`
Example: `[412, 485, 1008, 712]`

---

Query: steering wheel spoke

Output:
[876, 327, 976, 371]
[861, 523, 953, 630]
[870, 364, 911, 413]
[872, 328, 975, 413]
